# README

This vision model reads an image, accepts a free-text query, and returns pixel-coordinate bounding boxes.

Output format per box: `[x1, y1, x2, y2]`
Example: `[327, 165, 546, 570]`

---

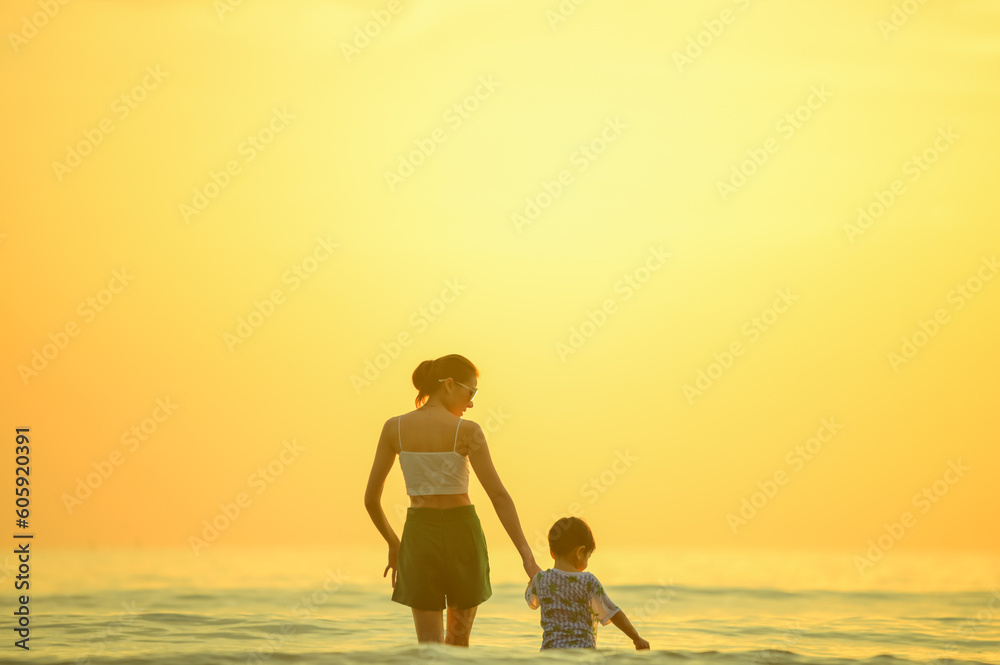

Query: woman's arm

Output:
[364, 419, 400, 550]
[465, 422, 541, 579]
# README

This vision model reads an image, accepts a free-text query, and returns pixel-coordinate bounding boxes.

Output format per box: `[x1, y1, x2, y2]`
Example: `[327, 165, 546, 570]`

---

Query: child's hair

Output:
[411, 354, 479, 408]
[548, 516, 596, 556]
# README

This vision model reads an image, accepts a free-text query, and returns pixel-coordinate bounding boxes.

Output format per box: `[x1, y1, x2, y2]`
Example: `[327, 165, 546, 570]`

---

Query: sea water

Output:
[15, 548, 1000, 665]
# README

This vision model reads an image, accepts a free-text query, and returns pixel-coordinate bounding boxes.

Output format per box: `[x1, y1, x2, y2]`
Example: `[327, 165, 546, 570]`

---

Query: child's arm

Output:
[609, 610, 650, 650]
[525, 571, 542, 609]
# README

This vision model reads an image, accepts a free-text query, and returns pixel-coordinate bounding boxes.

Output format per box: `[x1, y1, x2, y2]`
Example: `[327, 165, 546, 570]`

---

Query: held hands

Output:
[384, 542, 399, 587]
[522, 553, 542, 580]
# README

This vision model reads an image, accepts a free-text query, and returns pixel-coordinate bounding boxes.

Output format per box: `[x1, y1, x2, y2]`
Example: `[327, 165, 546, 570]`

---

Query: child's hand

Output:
[633, 637, 650, 650]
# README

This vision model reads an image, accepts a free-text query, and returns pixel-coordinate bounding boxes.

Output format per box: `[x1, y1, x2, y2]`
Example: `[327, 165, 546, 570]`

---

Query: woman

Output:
[364, 354, 541, 646]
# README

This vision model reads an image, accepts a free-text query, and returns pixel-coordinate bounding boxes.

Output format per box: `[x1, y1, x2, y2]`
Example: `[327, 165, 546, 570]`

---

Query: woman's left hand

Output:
[523, 555, 542, 581]
[384, 542, 399, 587]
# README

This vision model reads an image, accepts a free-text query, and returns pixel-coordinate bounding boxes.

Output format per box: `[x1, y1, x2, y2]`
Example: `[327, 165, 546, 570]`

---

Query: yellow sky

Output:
[1, 0, 998, 570]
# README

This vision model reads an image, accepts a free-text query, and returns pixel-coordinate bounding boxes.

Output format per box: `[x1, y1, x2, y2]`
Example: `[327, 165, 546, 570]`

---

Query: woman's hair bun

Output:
[411, 359, 436, 392]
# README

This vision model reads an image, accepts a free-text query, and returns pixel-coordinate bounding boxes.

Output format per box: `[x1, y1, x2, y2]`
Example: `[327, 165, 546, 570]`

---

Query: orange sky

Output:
[1, 0, 997, 572]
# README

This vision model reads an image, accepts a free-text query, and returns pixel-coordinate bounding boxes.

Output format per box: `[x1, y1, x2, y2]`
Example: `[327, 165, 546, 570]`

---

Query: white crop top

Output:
[397, 415, 470, 496]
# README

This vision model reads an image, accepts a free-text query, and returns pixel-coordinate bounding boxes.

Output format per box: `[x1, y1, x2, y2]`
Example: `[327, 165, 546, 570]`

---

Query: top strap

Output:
[453, 418, 463, 451]
[398, 415, 403, 452]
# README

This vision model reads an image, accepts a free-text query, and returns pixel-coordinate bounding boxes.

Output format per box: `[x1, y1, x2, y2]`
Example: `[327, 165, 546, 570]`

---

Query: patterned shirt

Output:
[524, 568, 620, 649]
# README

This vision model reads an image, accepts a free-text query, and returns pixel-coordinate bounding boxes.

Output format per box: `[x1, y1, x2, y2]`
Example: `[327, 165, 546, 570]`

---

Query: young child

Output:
[525, 516, 650, 650]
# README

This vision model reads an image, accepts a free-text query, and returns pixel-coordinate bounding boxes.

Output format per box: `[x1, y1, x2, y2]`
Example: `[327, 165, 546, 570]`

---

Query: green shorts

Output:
[391, 504, 492, 611]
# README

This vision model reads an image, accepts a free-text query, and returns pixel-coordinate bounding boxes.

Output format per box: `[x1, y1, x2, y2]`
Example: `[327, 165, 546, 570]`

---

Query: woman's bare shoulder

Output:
[456, 419, 487, 456]
[378, 415, 406, 441]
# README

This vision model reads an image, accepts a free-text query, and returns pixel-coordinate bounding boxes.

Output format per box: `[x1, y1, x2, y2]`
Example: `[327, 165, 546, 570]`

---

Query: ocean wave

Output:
[14, 646, 999, 665]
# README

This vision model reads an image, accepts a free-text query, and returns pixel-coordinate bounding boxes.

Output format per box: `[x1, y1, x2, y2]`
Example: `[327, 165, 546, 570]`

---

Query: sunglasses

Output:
[438, 378, 478, 401]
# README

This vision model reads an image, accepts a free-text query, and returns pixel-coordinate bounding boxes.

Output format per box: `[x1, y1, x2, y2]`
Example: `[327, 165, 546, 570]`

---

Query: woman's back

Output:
[395, 408, 469, 453]
[396, 409, 470, 496]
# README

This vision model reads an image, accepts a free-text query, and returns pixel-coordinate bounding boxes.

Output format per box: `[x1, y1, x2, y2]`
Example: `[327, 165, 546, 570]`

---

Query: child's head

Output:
[548, 517, 596, 570]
